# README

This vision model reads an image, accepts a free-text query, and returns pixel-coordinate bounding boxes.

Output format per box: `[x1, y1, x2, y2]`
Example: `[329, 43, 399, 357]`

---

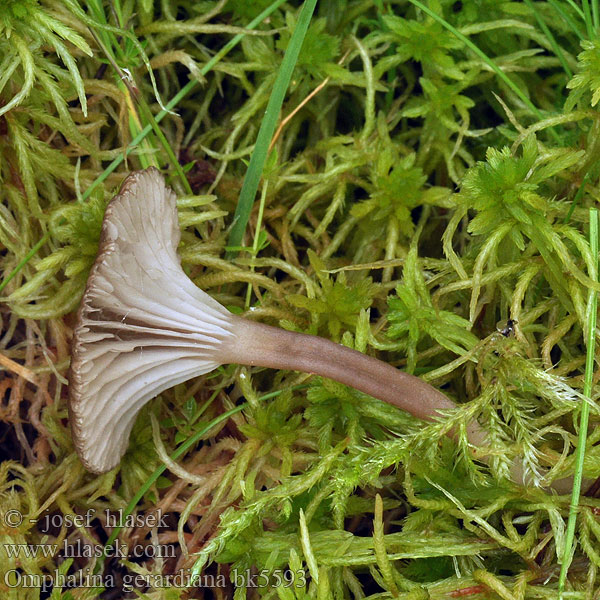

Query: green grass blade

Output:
[582, 0, 595, 38]
[136, 96, 193, 194]
[89, 2, 193, 193]
[226, 0, 319, 258]
[406, 0, 560, 142]
[523, 0, 573, 77]
[548, 0, 585, 41]
[558, 208, 598, 597]
[563, 0, 585, 20]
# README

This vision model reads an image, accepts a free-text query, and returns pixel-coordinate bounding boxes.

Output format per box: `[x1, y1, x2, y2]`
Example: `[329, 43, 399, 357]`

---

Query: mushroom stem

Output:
[224, 316, 457, 421]
[224, 316, 488, 451]
[225, 319, 589, 493]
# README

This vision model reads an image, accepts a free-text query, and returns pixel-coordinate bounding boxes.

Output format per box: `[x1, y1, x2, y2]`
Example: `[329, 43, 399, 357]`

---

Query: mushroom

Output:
[69, 168, 575, 494]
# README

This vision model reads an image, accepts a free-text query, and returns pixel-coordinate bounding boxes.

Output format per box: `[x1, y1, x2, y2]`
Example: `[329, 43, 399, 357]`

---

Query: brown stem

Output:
[220, 317, 589, 493]
[221, 317, 484, 440]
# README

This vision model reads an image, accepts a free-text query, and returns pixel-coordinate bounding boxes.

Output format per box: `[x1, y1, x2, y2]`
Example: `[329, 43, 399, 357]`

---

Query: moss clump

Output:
[1, 1, 600, 598]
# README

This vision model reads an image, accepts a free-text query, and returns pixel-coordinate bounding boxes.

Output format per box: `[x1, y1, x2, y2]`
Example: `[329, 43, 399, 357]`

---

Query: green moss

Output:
[1, 0, 600, 598]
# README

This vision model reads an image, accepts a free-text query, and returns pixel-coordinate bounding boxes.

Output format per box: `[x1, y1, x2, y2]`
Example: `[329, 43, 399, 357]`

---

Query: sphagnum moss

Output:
[1, 1, 600, 598]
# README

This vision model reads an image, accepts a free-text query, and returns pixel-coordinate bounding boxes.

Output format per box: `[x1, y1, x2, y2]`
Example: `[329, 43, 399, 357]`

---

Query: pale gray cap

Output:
[69, 168, 234, 473]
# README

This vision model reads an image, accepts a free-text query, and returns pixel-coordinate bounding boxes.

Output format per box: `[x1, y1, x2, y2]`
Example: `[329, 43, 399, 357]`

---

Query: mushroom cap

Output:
[69, 168, 235, 473]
